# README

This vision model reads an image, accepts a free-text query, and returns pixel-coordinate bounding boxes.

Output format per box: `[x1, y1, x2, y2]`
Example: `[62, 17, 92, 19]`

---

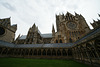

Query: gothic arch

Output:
[62, 49, 67, 56]
[57, 49, 61, 56]
[38, 49, 41, 55]
[17, 49, 21, 55]
[52, 49, 56, 56]
[29, 49, 33, 55]
[86, 43, 97, 58]
[42, 49, 46, 55]
[95, 39, 100, 53]
[56, 40, 58, 43]
[25, 49, 29, 55]
[33, 49, 37, 55]
[7, 49, 12, 55]
[47, 49, 51, 56]
[68, 49, 72, 56]
[60, 39, 62, 43]
[22, 49, 25, 56]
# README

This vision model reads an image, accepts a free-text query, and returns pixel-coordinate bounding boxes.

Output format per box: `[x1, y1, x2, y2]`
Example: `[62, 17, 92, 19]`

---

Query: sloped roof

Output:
[0, 40, 15, 47]
[19, 35, 26, 39]
[15, 43, 73, 48]
[0, 40, 73, 48]
[41, 33, 52, 38]
[19, 33, 52, 40]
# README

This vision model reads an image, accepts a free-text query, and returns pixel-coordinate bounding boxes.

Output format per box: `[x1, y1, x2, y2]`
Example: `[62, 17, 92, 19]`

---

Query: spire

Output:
[52, 24, 55, 32]
[93, 19, 95, 22]
[74, 11, 78, 16]
[16, 34, 20, 39]
[32, 23, 36, 28]
[90, 22, 93, 25]
[52, 24, 55, 37]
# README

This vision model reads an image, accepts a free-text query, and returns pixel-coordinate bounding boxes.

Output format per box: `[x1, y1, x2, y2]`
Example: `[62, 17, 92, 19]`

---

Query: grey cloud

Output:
[1, 2, 16, 11]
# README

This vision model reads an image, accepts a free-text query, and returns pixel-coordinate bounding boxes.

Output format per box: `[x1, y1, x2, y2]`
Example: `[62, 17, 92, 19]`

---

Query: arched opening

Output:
[52, 49, 56, 56]
[29, 49, 33, 55]
[47, 49, 51, 56]
[78, 37, 79, 39]
[68, 49, 72, 56]
[33, 49, 37, 55]
[25, 49, 29, 55]
[42, 49, 46, 55]
[86, 43, 98, 58]
[18, 49, 21, 55]
[22, 49, 25, 56]
[7, 49, 12, 55]
[38, 49, 41, 55]
[60, 39, 62, 43]
[14, 49, 18, 55]
[62, 49, 67, 56]
[57, 49, 61, 56]
[69, 38, 72, 43]
[56, 40, 58, 43]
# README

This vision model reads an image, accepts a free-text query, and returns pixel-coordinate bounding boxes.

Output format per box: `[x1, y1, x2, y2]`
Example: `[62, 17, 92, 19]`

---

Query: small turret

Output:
[52, 24, 55, 37]
[32, 23, 36, 28]
[91, 15, 100, 29]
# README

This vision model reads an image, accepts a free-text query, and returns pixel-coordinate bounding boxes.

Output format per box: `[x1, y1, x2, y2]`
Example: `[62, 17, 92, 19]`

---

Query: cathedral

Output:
[0, 12, 100, 67]
[15, 12, 90, 44]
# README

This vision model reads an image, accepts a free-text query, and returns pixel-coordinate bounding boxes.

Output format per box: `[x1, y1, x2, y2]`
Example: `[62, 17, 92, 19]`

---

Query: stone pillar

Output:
[41, 49, 43, 56]
[65, 49, 68, 57]
[6, 48, 9, 55]
[28, 49, 30, 56]
[60, 49, 63, 56]
[46, 49, 47, 56]
[20, 49, 22, 56]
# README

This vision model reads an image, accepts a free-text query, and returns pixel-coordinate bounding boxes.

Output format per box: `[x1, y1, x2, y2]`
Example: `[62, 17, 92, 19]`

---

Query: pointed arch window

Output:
[60, 39, 62, 43]
[56, 40, 58, 43]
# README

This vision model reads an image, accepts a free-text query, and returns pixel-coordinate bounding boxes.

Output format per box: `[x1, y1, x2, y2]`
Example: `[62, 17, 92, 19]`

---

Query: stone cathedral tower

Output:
[51, 12, 90, 43]
[0, 18, 17, 43]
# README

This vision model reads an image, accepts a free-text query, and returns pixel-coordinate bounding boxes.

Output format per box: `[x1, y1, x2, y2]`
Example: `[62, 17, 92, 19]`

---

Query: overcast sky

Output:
[0, 0, 100, 38]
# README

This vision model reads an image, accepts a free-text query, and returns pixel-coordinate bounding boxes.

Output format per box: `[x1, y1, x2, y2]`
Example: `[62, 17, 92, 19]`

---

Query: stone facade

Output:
[0, 12, 100, 67]
[91, 14, 100, 29]
[0, 18, 17, 43]
[15, 24, 52, 44]
[51, 12, 90, 43]
[15, 12, 90, 44]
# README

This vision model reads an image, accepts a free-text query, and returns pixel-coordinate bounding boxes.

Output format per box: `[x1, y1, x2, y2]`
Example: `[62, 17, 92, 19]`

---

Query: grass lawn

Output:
[0, 58, 90, 67]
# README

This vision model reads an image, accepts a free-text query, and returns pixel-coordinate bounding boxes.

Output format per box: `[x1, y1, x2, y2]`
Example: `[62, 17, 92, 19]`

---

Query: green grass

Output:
[0, 58, 90, 67]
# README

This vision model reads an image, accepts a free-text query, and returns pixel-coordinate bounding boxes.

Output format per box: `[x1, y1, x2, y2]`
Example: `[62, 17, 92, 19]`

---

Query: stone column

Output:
[60, 49, 63, 56]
